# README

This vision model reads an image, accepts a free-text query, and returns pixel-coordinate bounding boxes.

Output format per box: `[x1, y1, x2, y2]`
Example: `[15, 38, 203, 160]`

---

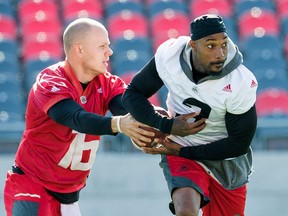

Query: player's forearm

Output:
[48, 98, 114, 135]
[122, 57, 174, 134]
[179, 105, 257, 160]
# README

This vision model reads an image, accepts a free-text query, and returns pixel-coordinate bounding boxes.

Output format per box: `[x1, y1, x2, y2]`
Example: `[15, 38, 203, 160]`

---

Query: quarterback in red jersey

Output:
[4, 18, 155, 216]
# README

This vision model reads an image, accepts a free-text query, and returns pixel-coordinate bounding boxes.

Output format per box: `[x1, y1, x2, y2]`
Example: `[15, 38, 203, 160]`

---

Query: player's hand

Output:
[142, 138, 181, 156]
[119, 113, 155, 147]
[171, 112, 206, 136]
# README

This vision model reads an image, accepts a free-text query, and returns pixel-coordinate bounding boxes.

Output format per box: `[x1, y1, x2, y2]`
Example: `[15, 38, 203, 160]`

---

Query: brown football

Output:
[131, 106, 170, 150]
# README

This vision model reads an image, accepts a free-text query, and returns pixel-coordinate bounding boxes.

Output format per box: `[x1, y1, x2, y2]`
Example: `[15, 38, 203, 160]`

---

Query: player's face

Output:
[81, 27, 113, 76]
[190, 32, 228, 75]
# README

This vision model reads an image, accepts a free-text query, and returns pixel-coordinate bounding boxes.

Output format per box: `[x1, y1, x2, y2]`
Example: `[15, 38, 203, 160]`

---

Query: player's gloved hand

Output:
[113, 113, 155, 147]
[171, 112, 206, 136]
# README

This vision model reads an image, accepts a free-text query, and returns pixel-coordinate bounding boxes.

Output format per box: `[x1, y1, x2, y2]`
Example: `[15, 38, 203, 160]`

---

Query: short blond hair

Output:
[63, 18, 106, 54]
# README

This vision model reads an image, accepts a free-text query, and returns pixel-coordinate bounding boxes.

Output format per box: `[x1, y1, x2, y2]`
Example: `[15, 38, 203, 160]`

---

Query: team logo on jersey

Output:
[222, 84, 232, 92]
[80, 96, 87, 104]
[251, 80, 257, 88]
[51, 86, 60, 92]
[97, 88, 103, 93]
[192, 87, 198, 93]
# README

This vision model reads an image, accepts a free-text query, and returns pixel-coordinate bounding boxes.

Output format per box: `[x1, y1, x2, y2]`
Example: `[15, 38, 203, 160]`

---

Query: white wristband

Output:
[116, 116, 123, 133]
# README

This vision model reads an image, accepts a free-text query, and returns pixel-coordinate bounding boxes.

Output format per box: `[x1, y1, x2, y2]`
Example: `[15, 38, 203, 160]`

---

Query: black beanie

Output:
[190, 14, 227, 40]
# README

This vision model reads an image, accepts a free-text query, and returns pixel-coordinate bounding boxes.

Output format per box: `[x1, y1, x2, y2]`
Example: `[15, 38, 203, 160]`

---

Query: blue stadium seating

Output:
[111, 50, 151, 75]
[105, 1, 144, 18]
[240, 35, 284, 60]
[234, 0, 275, 17]
[0, 91, 25, 144]
[0, 1, 14, 17]
[244, 55, 286, 72]
[282, 17, 288, 37]
[254, 114, 288, 150]
[0, 39, 19, 56]
[112, 37, 152, 56]
[149, 1, 188, 18]
[23, 58, 58, 92]
[0, 54, 20, 74]
[111, 37, 152, 74]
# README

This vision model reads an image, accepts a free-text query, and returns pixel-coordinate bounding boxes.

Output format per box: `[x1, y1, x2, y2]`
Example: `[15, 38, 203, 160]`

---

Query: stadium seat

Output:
[275, 0, 288, 19]
[282, 17, 288, 37]
[189, 0, 233, 19]
[0, 54, 20, 74]
[23, 58, 58, 91]
[256, 88, 288, 117]
[0, 74, 22, 93]
[255, 114, 288, 150]
[151, 11, 190, 51]
[18, 0, 59, 25]
[0, 1, 14, 17]
[255, 74, 288, 93]
[0, 15, 17, 40]
[111, 37, 152, 75]
[111, 49, 150, 75]
[285, 35, 288, 58]
[240, 35, 284, 60]
[22, 39, 63, 61]
[0, 39, 19, 56]
[21, 18, 62, 41]
[0, 91, 25, 118]
[112, 37, 152, 56]
[234, 0, 275, 17]
[245, 55, 286, 72]
[107, 12, 148, 41]
[149, 1, 188, 18]
[105, 1, 144, 18]
[237, 9, 280, 41]
[223, 17, 238, 43]
[0, 91, 25, 144]
[0, 70, 17, 83]
[62, 0, 103, 25]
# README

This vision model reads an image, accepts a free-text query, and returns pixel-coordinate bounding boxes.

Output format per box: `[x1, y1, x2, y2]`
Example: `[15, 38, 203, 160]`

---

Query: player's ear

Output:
[73, 44, 83, 57]
[189, 40, 196, 50]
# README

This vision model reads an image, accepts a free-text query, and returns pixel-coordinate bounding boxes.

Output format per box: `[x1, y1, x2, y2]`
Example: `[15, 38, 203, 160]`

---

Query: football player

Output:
[123, 14, 258, 216]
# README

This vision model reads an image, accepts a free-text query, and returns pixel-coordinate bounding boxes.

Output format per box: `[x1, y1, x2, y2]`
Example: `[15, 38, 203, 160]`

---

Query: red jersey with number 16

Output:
[15, 60, 126, 193]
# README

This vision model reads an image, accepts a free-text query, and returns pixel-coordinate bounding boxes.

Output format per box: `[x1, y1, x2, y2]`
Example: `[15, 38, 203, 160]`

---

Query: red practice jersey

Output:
[15, 60, 126, 193]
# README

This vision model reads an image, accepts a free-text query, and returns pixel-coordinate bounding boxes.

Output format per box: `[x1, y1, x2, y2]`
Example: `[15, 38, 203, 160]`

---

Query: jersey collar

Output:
[180, 37, 243, 84]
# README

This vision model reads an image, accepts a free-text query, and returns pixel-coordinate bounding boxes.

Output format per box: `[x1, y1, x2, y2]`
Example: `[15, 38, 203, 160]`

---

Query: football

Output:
[131, 106, 170, 150]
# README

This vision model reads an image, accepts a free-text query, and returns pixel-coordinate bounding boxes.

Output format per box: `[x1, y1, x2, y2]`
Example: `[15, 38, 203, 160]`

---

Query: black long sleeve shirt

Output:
[48, 94, 126, 136]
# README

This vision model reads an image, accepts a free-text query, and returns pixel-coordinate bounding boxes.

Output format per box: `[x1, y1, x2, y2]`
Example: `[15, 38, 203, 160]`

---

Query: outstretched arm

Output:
[48, 98, 155, 145]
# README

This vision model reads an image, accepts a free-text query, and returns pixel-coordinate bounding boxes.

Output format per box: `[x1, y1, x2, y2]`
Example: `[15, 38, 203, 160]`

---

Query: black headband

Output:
[190, 14, 227, 40]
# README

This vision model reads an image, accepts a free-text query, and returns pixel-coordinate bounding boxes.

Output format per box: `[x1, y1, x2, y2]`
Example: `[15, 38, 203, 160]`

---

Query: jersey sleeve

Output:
[101, 72, 127, 103]
[226, 65, 258, 114]
[33, 69, 77, 114]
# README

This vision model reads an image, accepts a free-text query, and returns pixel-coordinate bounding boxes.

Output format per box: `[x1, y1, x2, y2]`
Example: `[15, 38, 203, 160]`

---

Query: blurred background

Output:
[0, 0, 288, 215]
